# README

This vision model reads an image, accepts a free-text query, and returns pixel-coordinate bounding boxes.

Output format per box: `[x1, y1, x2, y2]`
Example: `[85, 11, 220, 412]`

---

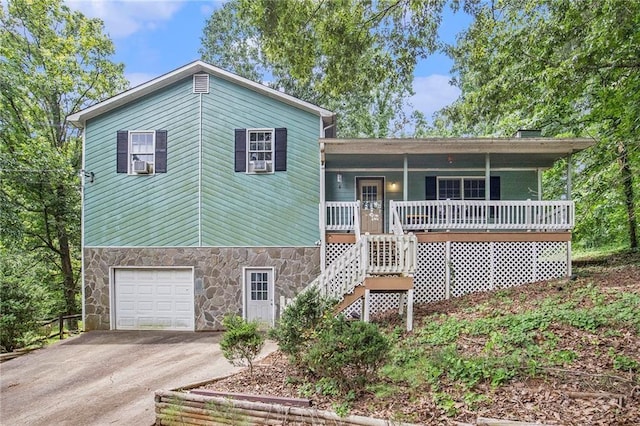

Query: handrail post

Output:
[59, 314, 64, 340]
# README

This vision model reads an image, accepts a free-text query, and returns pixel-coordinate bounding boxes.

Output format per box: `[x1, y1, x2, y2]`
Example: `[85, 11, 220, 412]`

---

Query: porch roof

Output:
[320, 137, 595, 169]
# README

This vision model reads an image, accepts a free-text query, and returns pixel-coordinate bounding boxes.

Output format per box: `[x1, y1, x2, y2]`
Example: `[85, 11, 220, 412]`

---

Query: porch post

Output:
[403, 155, 408, 201]
[363, 289, 371, 322]
[485, 153, 491, 200]
[537, 168, 543, 200]
[566, 154, 573, 200]
[406, 288, 414, 332]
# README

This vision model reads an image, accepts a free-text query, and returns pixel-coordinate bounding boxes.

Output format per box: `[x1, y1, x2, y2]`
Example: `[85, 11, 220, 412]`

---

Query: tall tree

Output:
[0, 0, 127, 318]
[200, 0, 480, 137]
[438, 0, 639, 249]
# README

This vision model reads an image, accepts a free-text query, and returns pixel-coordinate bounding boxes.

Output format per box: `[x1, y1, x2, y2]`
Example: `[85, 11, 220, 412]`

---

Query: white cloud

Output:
[66, 0, 185, 38]
[410, 74, 461, 119]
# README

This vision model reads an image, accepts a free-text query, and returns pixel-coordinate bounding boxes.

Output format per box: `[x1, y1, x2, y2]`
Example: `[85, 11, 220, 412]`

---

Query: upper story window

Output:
[248, 129, 273, 173]
[130, 132, 155, 174]
[117, 130, 168, 175]
[235, 127, 287, 174]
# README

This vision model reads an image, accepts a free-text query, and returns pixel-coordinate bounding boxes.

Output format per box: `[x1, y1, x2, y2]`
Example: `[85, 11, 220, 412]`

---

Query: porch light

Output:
[447, 155, 454, 164]
[336, 173, 343, 183]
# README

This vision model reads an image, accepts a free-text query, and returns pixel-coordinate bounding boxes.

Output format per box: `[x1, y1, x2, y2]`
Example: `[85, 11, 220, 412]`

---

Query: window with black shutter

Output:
[234, 127, 287, 174]
[116, 130, 168, 174]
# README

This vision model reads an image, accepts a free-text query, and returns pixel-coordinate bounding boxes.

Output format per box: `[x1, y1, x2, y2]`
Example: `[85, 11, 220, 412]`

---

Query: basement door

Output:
[244, 268, 274, 326]
[114, 268, 194, 331]
[357, 177, 384, 234]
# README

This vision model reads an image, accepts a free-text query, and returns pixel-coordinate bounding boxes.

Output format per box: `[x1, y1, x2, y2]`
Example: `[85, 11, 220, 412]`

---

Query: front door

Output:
[357, 177, 384, 234]
[244, 268, 273, 326]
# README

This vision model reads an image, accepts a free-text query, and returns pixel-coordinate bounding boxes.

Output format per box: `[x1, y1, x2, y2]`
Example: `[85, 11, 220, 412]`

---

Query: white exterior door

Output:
[244, 268, 274, 326]
[114, 268, 194, 331]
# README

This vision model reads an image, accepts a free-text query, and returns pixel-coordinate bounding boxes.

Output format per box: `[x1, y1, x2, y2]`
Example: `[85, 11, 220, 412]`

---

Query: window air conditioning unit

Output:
[132, 160, 149, 174]
[252, 160, 268, 172]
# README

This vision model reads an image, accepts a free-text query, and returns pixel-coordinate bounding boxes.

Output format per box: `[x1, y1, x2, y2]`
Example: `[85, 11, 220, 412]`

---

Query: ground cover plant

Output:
[205, 251, 640, 425]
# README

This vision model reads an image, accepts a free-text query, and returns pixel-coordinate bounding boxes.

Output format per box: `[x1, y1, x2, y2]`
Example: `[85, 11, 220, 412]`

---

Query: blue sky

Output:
[66, 0, 471, 120]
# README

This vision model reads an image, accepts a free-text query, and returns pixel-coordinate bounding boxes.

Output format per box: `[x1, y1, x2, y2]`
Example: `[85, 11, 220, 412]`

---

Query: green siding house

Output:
[70, 61, 593, 332]
[70, 61, 335, 331]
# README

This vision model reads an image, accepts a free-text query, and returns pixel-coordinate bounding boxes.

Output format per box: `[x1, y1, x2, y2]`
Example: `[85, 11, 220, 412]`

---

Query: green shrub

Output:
[269, 287, 334, 363]
[0, 255, 48, 352]
[302, 316, 390, 390]
[220, 314, 264, 375]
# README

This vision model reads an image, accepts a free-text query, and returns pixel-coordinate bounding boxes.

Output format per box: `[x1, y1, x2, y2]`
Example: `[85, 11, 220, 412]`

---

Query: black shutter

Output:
[425, 176, 437, 200]
[117, 131, 128, 173]
[274, 127, 287, 171]
[155, 130, 167, 173]
[490, 176, 501, 200]
[234, 129, 246, 172]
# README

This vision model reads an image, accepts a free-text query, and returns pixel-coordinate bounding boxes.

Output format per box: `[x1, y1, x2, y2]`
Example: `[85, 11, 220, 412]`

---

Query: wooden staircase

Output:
[335, 276, 414, 330]
[304, 233, 418, 331]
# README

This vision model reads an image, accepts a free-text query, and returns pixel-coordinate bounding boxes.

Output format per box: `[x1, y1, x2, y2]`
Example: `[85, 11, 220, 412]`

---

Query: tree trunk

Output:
[55, 183, 79, 329]
[618, 140, 638, 249]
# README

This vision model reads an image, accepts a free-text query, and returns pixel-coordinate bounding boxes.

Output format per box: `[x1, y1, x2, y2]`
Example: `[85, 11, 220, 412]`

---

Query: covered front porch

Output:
[319, 135, 593, 236]
[312, 135, 593, 330]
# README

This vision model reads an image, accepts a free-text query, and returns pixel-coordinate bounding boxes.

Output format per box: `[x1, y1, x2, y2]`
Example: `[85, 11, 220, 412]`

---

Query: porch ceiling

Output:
[321, 137, 595, 169]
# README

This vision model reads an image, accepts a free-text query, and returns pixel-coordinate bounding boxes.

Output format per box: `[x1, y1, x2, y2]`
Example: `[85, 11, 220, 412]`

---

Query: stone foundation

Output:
[83, 246, 320, 331]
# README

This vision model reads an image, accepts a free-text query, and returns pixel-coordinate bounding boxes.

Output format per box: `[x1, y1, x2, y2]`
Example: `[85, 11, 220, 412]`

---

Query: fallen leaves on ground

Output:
[203, 253, 640, 425]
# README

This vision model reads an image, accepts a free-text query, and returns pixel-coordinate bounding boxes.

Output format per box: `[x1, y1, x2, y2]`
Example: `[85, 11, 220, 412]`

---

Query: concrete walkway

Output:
[0, 331, 276, 425]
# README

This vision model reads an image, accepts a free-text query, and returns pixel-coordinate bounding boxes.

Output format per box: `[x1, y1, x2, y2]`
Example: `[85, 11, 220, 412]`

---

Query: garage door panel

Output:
[156, 285, 173, 296]
[114, 269, 194, 331]
[156, 301, 173, 312]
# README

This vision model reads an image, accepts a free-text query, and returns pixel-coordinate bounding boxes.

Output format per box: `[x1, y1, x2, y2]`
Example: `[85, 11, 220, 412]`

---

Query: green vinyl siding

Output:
[496, 171, 539, 200]
[200, 76, 320, 246]
[84, 79, 199, 247]
[83, 74, 321, 247]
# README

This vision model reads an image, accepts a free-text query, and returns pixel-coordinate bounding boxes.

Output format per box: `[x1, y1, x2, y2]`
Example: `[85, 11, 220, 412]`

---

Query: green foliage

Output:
[200, 0, 473, 137]
[268, 287, 334, 363]
[0, 0, 127, 317]
[272, 287, 388, 411]
[383, 283, 640, 404]
[302, 316, 390, 391]
[438, 0, 639, 250]
[608, 348, 640, 373]
[220, 315, 265, 375]
[0, 252, 48, 351]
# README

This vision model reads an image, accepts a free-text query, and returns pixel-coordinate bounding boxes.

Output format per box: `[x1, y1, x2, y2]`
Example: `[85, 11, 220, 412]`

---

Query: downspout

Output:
[319, 140, 326, 273]
[80, 127, 86, 331]
[198, 93, 203, 246]
[320, 119, 335, 272]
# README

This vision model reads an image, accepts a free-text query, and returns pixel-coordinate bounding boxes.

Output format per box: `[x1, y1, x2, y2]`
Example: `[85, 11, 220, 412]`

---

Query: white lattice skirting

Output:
[326, 240, 570, 316]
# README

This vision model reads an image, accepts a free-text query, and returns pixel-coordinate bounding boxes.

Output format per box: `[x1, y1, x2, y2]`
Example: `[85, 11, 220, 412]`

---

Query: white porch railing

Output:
[390, 200, 574, 231]
[326, 201, 360, 235]
[307, 233, 417, 301]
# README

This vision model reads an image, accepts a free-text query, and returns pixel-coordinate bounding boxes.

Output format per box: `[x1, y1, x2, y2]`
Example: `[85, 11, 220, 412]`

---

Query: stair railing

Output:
[306, 236, 367, 300]
[305, 233, 417, 301]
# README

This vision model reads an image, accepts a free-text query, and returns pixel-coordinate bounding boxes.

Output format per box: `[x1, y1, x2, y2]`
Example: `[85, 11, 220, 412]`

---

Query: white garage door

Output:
[114, 268, 194, 331]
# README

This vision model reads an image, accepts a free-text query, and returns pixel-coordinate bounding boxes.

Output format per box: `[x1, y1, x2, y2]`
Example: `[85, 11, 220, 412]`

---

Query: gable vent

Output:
[193, 74, 209, 94]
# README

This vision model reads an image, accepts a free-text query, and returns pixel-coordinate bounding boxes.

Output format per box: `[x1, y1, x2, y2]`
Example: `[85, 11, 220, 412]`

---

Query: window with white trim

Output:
[129, 131, 155, 174]
[250, 271, 269, 301]
[438, 178, 485, 200]
[116, 129, 167, 174]
[247, 129, 274, 173]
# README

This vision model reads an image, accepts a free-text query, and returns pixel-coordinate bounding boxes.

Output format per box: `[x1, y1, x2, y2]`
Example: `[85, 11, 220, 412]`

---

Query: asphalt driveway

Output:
[0, 331, 276, 425]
